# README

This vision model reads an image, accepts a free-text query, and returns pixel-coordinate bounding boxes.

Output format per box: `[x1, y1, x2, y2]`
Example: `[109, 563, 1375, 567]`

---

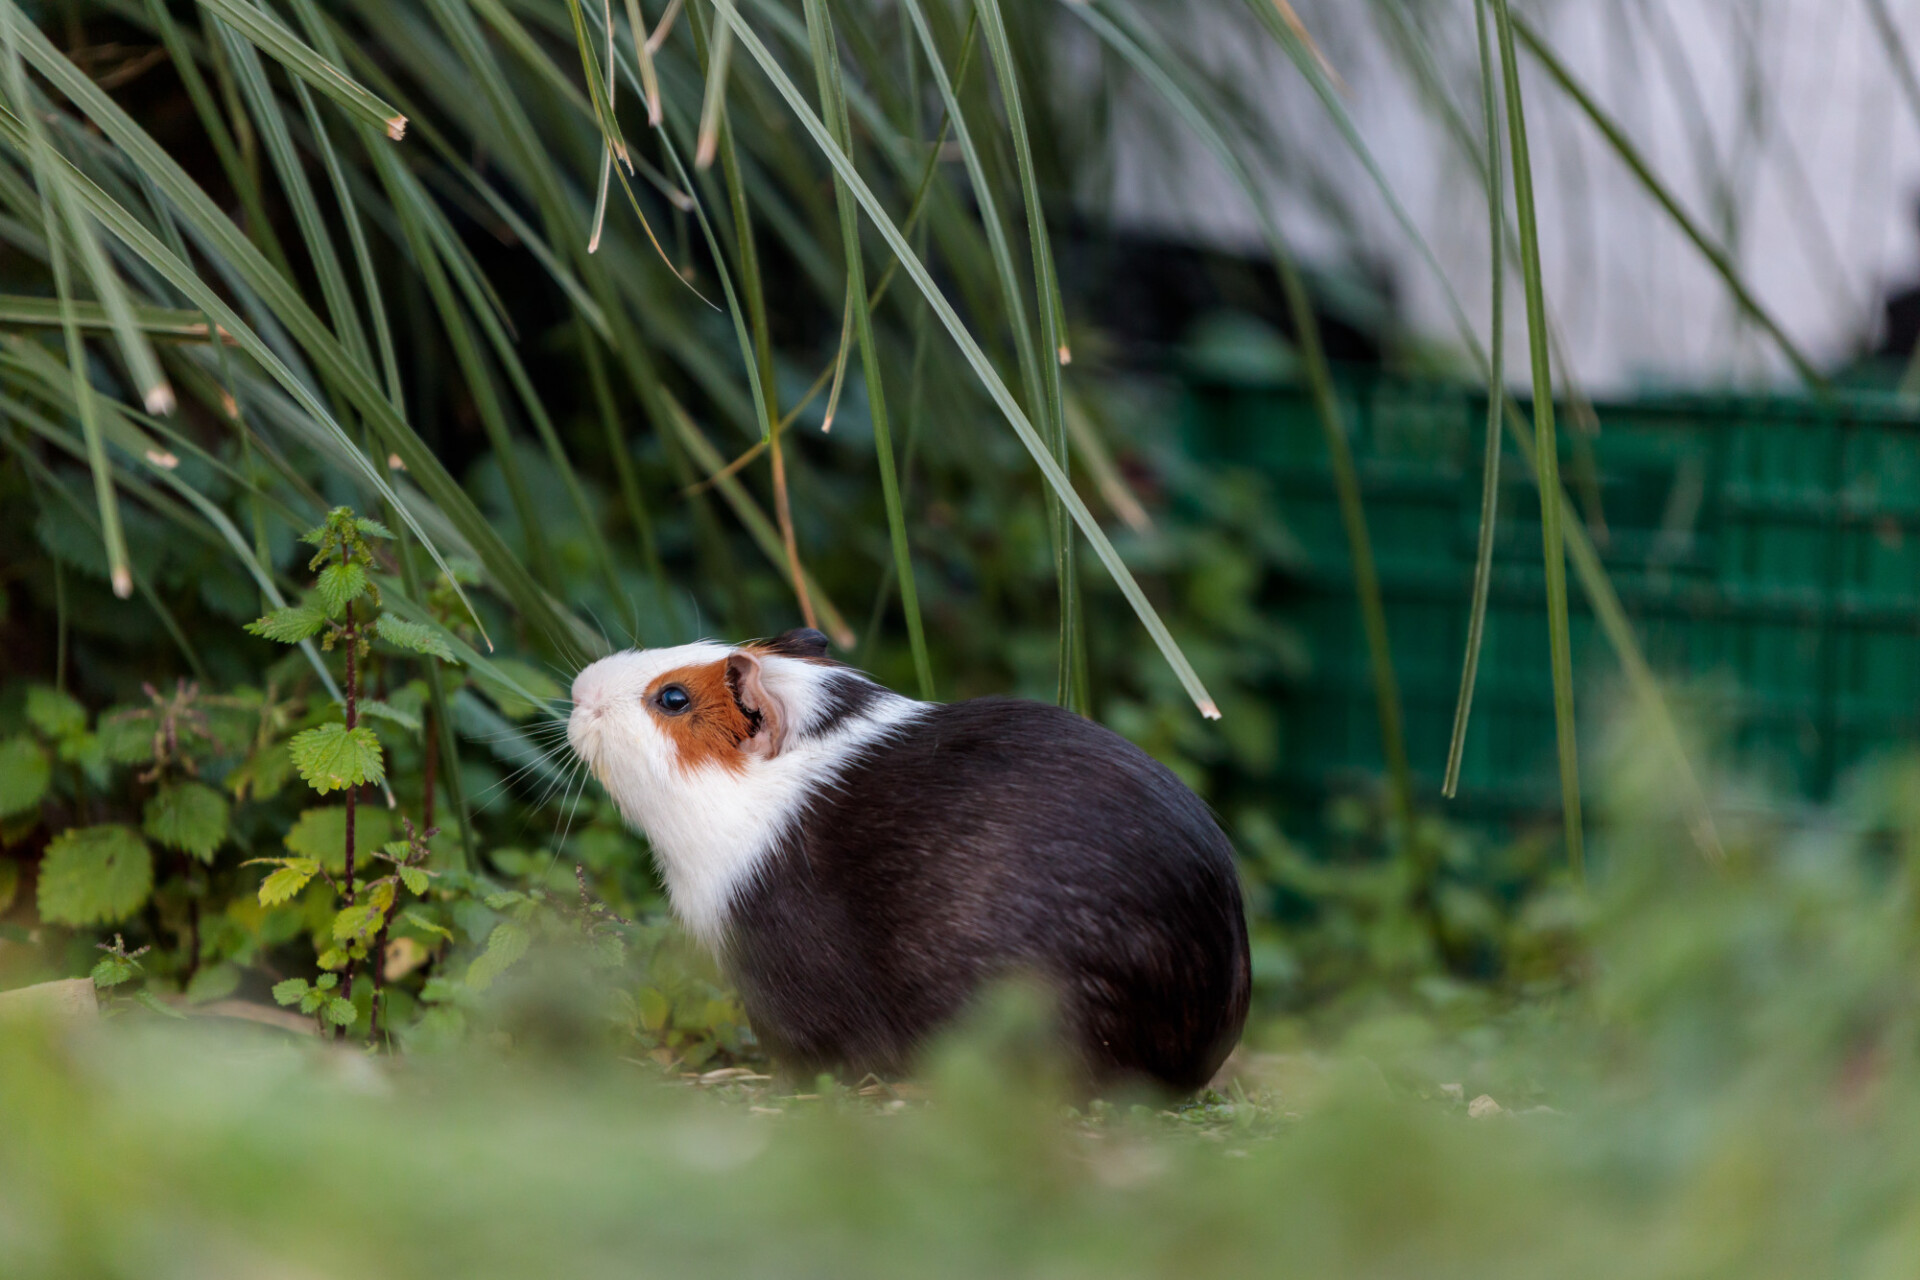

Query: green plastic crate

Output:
[1181, 369, 1920, 814]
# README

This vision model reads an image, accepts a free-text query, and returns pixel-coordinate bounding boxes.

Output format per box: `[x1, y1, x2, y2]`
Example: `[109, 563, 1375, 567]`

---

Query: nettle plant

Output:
[2, 504, 749, 1061]
[242, 507, 462, 1036]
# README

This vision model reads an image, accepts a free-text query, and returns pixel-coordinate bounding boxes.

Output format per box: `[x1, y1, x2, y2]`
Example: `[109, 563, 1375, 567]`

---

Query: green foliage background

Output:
[4, 0, 1918, 1273]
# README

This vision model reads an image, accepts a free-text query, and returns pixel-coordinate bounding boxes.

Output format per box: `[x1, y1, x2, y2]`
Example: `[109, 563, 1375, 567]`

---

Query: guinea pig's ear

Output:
[724, 652, 786, 759]
[759, 627, 831, 660]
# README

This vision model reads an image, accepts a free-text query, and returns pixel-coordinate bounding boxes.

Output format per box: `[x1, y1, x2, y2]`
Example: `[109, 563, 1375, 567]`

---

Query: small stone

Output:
[0, 978, 98, 1025]
[1467, 1094, 1502, 1119]
[384, 936, 427, 981]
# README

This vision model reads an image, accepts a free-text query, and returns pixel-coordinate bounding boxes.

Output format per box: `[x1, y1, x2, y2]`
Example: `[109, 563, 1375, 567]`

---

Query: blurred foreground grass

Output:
[10, 716, 1920, 1279]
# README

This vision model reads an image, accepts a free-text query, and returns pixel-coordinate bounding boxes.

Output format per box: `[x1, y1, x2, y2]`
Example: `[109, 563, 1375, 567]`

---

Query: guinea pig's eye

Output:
[654, 684, 692, 716]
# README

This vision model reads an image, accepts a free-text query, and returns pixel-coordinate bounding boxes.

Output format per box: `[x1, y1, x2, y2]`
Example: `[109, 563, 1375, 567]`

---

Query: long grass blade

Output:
[139, 0, 286, 272]
[663, 393, 855, 647]
[1068, 3, 1382, 735]
[0, 294, 233, 338]
[695, 0, 735, 168]
[1362, 0, 1716, 857]
[720, 2, 1218, 718]
[196, 0, 406, 139]
[898, 0, 1068, 707]
[802, 0, 932, 694]
[3, 13, 133, 598]
[1508, 12, 1821, 392]
[6, 434, 200, 673]
[623, 0, 664, 125]
[1492, 0, 1582, 881]
[0, 16, 554, 657]
[1444, 0, 1506, 800]
[1097, 0, 1413, 815]
[980, 0, 1083, 712]
[217, 22, 367, 370]
[4, 34, 172, 421]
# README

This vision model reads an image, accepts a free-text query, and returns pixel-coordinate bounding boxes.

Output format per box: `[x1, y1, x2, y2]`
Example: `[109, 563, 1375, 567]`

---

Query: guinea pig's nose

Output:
[570, 669, 601, 711]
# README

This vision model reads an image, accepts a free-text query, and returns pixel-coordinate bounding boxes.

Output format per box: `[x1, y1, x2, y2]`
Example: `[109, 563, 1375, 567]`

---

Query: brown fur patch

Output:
[647, 661, 751, 774]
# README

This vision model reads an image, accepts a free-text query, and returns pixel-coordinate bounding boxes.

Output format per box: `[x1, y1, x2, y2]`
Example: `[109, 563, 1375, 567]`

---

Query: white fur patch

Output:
[568, 643, 925, 948]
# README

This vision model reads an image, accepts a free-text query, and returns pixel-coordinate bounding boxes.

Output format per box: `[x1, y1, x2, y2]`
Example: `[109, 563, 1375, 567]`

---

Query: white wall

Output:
[1102, 0, 1920, 394]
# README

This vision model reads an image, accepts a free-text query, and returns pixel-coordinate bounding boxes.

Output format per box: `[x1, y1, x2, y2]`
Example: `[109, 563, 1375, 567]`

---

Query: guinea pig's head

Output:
[566, 630, 833, 838]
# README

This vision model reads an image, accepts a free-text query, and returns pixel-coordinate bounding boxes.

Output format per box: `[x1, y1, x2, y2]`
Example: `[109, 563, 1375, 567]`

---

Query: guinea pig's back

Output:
[725, 697, 1251, 1092]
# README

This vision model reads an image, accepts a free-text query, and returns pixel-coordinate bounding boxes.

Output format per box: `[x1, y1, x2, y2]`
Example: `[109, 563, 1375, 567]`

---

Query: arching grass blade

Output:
[1444, 0, 1505, 800]
[719, 2, 1219, 718]
[1492, 0, 1582, 882]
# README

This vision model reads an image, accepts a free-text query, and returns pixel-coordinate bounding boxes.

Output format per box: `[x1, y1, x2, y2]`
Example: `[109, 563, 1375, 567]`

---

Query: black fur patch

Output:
[722, 698, 1251, 1094]
[753, 627, 832, 660]
[794, 671, 885, 741]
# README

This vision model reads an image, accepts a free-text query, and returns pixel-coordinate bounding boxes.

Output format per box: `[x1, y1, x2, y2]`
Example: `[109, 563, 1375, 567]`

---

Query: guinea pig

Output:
[567, 627, 1250, 1094]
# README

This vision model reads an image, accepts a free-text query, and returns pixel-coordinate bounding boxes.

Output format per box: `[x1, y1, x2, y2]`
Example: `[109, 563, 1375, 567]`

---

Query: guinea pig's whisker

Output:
[527, 751, 588, 813]
[467, 743, 575, 811]
[579, 603, 611, 653]
[541, 760, 593, 885]
[464, 724, 570, 744]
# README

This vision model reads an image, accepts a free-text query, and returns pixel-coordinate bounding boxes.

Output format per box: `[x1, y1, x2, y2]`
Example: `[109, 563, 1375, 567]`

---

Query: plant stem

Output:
[181, 852, 201, 987]
[342, 611, 358, 907]
[339, 558, 360, 1040]
[368, 897, 395, 1049]
[421, 704, 438, 834]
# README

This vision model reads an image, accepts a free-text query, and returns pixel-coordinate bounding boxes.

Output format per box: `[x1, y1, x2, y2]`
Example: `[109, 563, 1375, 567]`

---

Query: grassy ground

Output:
[10, 731, 1920, 1279]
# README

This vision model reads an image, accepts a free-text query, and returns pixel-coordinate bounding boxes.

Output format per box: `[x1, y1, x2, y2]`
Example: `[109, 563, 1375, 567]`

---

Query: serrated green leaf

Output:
[399, 866, 429, 896]
[96, 709, 154, 765]
[227, 742, 294, 802]
[317, 949, 347, 971]
[324, 997, 358, 1027]
[316, 973, 340, 991]
[419, 976, 460, 1005]
[588, 933, 625, 970]
[333, 901, 385, 943]
[636, 986, 670, 1033]
[284, 806, 394, 873]
[185, 964, 241, 1005]
[472, 659, 562, 720]
[358, 699, 422, 732]
[288, 724, 385, 795]
[374, 614, 456, 664]
[90, 955, 136, 989]
[387, 680, 430, 722]
[132, 989, 186, 1019]
[245, 603, 326, 644]
[315, 562, 369, 616]
[25, 686, 86, 739]
[36, 825, 153, 926]
[404, 909, 453, 941]
[258, 857, 319, 907]
[271, 977, 311, 1006]
[355, 517, 394, 540]
[484, 890, 529, 911]
[299, 989, 326, 1014]
[0, 737, 49, 818]
[466, 920, 530, 992]
[56, 731, 107, 785]
[143, 782, 229, 863]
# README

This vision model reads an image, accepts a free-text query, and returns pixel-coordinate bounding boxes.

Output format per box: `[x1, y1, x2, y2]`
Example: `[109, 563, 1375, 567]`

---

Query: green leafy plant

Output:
[244, 506, 460, 1040]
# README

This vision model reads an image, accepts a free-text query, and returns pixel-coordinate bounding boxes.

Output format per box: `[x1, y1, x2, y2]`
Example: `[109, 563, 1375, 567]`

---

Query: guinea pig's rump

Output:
[721, 698, 1251, 1094]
